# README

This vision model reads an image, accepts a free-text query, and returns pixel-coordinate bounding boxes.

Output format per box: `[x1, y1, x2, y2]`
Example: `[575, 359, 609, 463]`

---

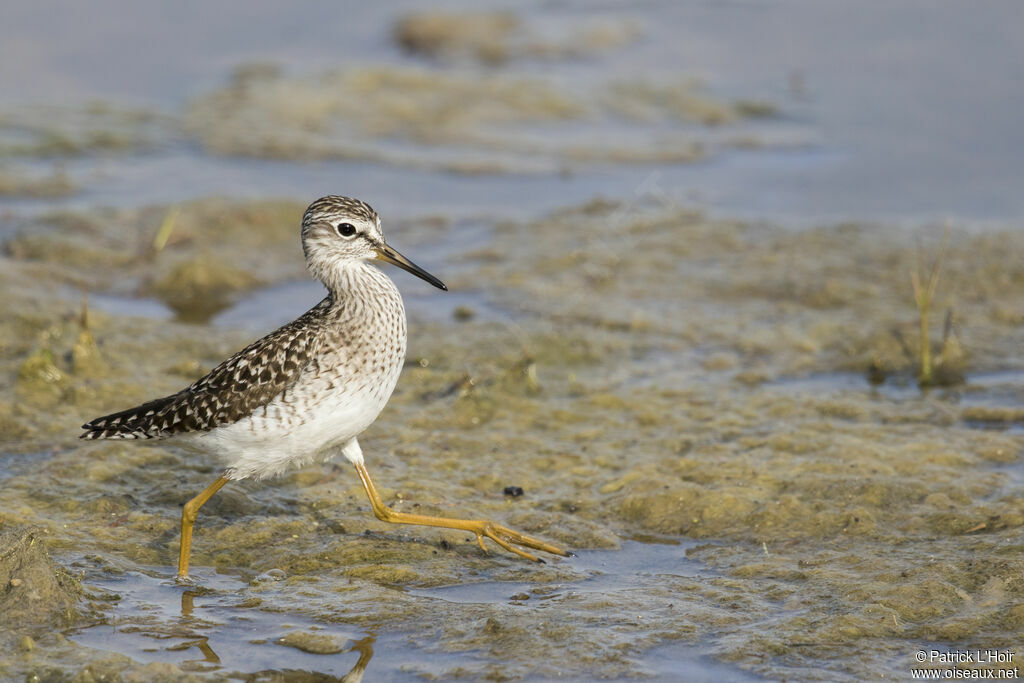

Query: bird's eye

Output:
[335, 222, 357, 237]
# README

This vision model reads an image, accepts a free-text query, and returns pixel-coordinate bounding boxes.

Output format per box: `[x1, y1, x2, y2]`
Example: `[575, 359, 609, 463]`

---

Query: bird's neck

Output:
[324, 260, 403, 317]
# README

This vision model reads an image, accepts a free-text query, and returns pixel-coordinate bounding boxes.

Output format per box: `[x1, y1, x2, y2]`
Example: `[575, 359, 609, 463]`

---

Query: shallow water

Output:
[68, 542, 753, 681]
[2, 0, 1023, 226]
[768, 369, 1024, 434]
[408, 539, 704, 604]
[69, 564, 411, 680]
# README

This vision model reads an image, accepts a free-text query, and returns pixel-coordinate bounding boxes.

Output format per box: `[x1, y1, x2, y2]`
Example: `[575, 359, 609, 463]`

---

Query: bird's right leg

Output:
[352, 460, 567, 561]
[178, 475, 230, 579]
[340, 435, 567, 562]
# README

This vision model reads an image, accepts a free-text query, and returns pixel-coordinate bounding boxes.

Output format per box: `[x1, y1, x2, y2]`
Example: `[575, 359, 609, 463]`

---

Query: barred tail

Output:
[80, 396, 178, 440]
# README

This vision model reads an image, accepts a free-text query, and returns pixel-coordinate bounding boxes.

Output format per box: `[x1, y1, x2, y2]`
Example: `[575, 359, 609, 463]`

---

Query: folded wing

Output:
[80, 301, 327, 440]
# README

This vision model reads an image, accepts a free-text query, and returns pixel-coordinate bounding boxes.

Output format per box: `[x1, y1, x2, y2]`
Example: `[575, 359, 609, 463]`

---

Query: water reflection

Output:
[61, 541, 766, 680]
[69, 564, 376, 679]
[343, 637, 374, 683]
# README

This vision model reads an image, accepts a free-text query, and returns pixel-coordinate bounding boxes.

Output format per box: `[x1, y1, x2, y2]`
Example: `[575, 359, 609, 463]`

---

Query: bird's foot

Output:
[470, 521, 570, 563]
[173, 573, 199, 587]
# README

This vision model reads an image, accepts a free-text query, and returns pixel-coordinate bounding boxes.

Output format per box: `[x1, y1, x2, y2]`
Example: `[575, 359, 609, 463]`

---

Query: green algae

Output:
[393, 11, 641, 65]
[0, 103, 169, 159]
[2, 198, 1024, 679]
[149, 256, 263, 323]
[184, 63, 785, 174]
[0, 527, 84, 629]
[0, 102, 167, 199]
[0, 166, 75, 197]
[602, 78, 773, 126]
[4, 199, 306, 318]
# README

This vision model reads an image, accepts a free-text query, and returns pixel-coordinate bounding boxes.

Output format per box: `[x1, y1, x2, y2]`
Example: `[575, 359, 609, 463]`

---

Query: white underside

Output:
[190, 359, 398, 480]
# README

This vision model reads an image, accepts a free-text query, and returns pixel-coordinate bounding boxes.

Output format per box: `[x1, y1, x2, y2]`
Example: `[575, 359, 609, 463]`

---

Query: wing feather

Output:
[80, 298, 330, 440]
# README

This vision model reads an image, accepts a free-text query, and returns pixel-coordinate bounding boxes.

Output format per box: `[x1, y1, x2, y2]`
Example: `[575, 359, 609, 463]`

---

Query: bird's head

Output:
[300, 195, 447, 292]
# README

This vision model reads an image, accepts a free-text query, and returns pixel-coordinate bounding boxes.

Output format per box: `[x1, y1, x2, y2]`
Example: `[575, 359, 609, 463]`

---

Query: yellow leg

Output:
[354, 462, 568, 562]
[178, 475, 230, 579]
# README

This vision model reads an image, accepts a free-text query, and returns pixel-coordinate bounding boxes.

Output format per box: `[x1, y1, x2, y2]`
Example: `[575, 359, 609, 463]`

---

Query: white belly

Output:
[196, 352, 403, 480]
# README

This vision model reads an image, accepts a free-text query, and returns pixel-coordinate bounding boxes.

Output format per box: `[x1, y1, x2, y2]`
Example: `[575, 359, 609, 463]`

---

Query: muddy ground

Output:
[1, 195, 1023, 680]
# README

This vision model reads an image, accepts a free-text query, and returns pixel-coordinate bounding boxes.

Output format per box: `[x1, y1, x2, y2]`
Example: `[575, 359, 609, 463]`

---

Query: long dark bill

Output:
[375, 245, 448, 291]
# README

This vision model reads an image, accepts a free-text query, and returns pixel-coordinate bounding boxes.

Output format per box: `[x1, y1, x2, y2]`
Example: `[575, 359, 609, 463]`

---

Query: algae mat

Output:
[2, 198, 1024, 680]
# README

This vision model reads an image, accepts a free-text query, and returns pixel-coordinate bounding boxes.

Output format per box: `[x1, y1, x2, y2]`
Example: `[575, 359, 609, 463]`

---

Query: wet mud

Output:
[0, 526, 83, 630]
[2, 195, 1023, 679]
[183, 63, 783, 175]
[393, 11, 642, 65]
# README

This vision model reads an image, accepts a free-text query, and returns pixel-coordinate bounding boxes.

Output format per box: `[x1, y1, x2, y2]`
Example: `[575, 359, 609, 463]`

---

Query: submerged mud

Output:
[392, 10, 642, 65]
[185, 63, 785, 175]
[0, 103, 167, 160]
[1, 199, 1024, 679]
[4, 199, 307, 323]
[0, 526, 83, 629]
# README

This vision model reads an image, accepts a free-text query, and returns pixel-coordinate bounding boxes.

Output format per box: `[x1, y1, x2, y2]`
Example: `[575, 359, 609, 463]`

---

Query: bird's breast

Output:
[292, 286, 408, 433]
